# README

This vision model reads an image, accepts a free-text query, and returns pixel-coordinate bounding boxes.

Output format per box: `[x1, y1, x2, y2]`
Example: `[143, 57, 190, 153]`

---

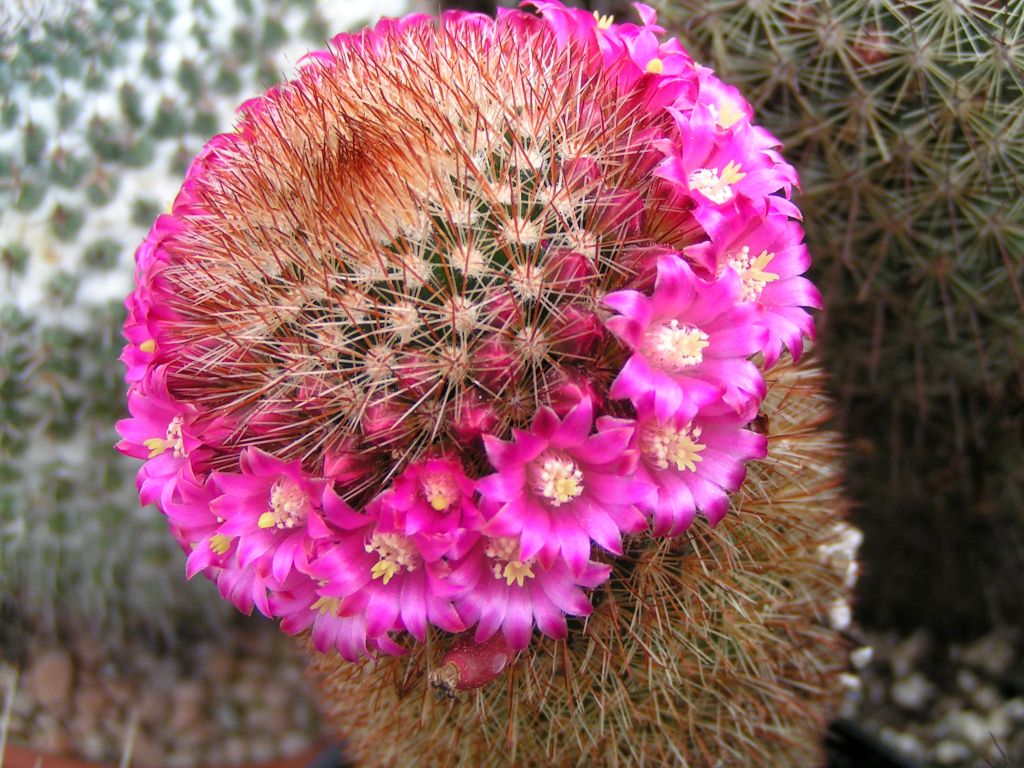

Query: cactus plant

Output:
[0, 0, 401, 649]
[654, 0, 1024, 634]
[117, 2, 856, 762]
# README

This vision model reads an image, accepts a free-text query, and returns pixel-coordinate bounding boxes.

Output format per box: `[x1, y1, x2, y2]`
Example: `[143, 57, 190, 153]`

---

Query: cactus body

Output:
[114, 4, 855, 761]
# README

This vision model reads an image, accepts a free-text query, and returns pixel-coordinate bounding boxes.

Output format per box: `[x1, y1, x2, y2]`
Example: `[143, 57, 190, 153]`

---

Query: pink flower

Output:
[625, 29, 692, 78]
[633, 397, 767, 535]
[450, 536, 610, 650]
[215, 554, 279, 617]
[388, 457, 482, 538]
[116, 366, 221, 507]
[605, 254, 767, 421]
[162, 464, 233, 579]
[308, 488, 465, 643]
[477, 398, 650, 575]
[120, 215, 186, 382]
[272, 575, 406, 662]
[656, 103, 797, 208]
[695, 67, 753, 132]
[686, 197, 822, 366]
[211, 448, 327, 584]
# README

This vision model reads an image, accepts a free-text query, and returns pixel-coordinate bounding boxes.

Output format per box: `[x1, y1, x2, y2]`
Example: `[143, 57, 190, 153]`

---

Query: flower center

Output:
[143, 415, 185, 459]
[257, 478, 309, 530]
[365, 532, 419, 585]
[593, 11, 614, 30]
[688, 160, 746, 204]
[209, 533, 233, 555]
[645, 57, 664, 74]
[311, 596, 341, 616]
[533, 453, 584, 507]
[711, 100, 745, 130]
[640, 422, 706, 472]
[727, 245, 779, 302]
[484, 537, 536, 587]
[421, 471, 460, 512]
[643, 319, 710, 370]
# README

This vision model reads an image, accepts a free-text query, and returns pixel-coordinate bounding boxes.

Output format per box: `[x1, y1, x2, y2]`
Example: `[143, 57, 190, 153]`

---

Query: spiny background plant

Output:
[0, 0, 405, 649]
[308, 356, 855, 768]
[653, 0, 1024, 635]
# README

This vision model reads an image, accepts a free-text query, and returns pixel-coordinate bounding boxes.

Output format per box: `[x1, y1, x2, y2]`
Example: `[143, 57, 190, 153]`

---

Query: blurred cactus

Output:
[0, 0, 398, 648]
[308, 355, 855, 767]
[654, 0, 1024, 634]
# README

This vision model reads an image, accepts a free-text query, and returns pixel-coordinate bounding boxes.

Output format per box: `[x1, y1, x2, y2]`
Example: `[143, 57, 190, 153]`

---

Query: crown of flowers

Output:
[117, 1, 820, 664]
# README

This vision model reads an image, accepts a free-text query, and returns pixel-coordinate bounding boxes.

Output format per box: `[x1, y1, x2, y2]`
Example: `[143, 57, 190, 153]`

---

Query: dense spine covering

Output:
[654, 0, 1024, 632]
[117, 0, 830, 675]
[307, 357, 853, 766]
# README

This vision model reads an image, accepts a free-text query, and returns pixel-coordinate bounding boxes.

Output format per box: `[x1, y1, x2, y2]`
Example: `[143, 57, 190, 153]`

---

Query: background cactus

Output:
[308, 355, 855, 767]
[650, 0, 1024, 635]
[0, 0, 405, 649]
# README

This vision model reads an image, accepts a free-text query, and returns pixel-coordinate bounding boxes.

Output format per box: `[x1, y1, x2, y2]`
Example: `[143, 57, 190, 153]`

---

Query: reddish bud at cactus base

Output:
[431, 632, 515, 695]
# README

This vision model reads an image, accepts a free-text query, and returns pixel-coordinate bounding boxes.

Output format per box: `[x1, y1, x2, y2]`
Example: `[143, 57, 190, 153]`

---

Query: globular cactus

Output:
[0, 0, 374, 648]
[654, 0, 1024, 634]
[117, 2, 855, 763]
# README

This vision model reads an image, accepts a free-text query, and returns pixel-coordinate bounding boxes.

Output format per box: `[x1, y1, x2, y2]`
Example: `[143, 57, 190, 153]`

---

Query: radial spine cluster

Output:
[118, 1, 820, 660]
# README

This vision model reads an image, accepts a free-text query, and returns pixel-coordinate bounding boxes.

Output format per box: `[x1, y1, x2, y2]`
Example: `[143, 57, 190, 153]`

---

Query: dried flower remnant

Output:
[118, 1, 819, 666]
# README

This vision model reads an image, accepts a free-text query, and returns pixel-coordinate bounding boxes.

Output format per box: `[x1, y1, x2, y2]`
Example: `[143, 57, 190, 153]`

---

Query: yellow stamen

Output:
[143, 416, 186, 459]
[139, 339, 156, 353]
[257, 511, 277, 529]
[209, 534, 232, 555]
[503, 560, 536, 588]
[671, 430, 705, 472]
[593, 11, 614, 30]
[365, 532, 419, 585]
[371, 559, 400, 585]
[641, 423, 707, 472]
[536, 455, 584, 507]
[143, 437, 167, 459]
[750, 250, 778, 278]
[720, 160, 746, 185]
[644, 320, 710, 370]
[728, 246, 780, 302]
[717, 101, 745, 129]
[688, 162, 747, 205]
[422, 472, 459, 512]
[645, 58, 664, 75]
[311, 596, 340, 615]
[485, 537, 538, 586]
